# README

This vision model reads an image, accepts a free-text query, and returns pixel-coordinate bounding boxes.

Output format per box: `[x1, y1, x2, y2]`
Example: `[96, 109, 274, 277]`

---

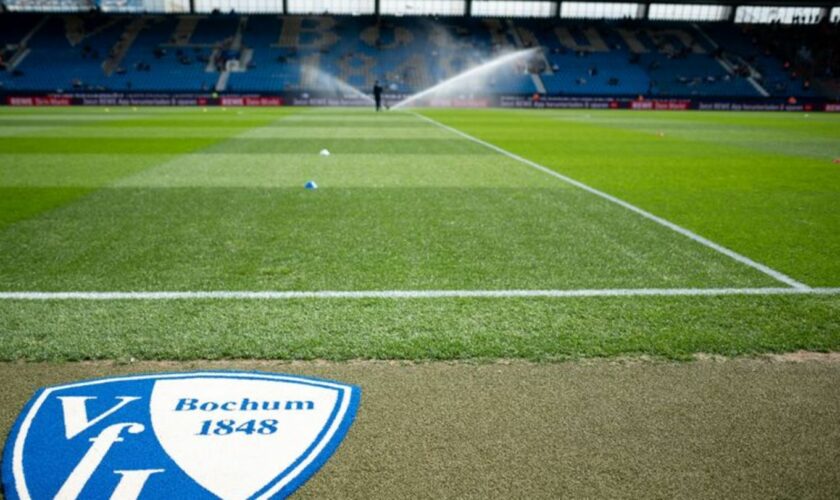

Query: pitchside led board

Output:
[1, 372, 361, 499]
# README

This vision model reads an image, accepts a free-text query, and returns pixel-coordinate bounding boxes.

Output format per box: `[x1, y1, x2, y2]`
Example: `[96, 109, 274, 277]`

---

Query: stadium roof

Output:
[0, 0, 837, 17]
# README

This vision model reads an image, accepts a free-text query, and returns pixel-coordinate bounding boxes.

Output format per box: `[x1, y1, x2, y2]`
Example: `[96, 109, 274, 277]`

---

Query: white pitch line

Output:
[410, 112, 811, 291]
[0, 288, 838, 300]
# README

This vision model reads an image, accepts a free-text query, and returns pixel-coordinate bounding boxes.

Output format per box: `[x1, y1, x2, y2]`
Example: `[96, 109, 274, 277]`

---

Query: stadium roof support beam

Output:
[544, 0, 839, 7]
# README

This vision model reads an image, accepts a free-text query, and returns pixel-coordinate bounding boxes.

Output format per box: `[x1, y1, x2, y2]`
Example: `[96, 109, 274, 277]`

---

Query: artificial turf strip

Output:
[0, 295, 838, 361]
[419, 109, 840, 286]
[1, 359, 838, 499]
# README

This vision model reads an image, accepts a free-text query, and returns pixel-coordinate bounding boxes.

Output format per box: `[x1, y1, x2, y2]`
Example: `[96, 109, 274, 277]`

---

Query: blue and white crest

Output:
[2, 371, 361, 499]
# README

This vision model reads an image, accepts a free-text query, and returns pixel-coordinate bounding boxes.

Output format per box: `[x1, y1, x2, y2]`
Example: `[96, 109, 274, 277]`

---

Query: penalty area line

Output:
[0, 288, 838, 300]
[410, 112, 810, 291]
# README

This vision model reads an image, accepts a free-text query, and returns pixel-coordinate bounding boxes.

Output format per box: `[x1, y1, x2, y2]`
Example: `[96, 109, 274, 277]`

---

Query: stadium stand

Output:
[0, 9, 838, 98]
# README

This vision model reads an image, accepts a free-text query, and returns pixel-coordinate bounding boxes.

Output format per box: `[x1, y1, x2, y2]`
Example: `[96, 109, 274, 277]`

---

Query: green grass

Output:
[422, 109, 840, 285]
[0, 106, 838, 361]
[0, 296, 838, 361]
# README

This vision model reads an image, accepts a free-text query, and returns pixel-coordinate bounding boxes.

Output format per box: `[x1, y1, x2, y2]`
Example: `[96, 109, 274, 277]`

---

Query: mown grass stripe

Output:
[412, 112, 812, 290]
[1, 288, 838, 300]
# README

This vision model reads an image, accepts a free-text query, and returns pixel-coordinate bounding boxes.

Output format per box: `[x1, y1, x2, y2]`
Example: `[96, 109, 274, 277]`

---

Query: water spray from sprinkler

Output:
[304, 66, 375, 104]
[391, 48, 540, 110]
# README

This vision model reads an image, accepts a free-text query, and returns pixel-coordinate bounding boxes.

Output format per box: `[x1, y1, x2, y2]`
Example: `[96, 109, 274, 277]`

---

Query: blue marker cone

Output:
[305, 181, 318, 190]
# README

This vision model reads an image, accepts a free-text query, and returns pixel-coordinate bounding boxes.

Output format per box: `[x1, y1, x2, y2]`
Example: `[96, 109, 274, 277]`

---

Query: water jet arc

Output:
[391, 48, 539, 109]
[304, 66, 376, 104]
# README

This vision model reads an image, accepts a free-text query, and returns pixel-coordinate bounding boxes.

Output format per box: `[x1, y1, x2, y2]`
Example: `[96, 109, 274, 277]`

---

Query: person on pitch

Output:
[373, 80, 383, 111]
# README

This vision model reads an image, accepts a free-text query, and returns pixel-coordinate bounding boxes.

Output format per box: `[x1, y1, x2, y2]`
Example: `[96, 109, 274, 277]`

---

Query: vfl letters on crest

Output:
[2, 372, 361, 500]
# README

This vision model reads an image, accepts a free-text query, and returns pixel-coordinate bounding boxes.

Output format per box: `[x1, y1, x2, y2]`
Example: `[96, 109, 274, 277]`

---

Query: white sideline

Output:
[410, 112, 811, 291]
[1, 288, 838, 300]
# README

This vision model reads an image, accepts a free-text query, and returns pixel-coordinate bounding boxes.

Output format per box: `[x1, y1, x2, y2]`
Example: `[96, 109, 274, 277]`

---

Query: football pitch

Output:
[0, 107, 838, 361]
[1, 106, 840, 498]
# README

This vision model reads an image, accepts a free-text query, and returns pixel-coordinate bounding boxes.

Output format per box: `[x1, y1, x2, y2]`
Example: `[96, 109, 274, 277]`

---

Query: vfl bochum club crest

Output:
[2, 372, 361, 499]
